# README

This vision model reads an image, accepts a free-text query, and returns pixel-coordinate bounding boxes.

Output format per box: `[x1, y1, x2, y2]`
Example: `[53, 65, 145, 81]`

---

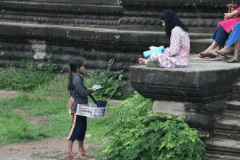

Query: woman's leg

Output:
[227, 40, 240, 62]
[205, 41, 218, 52]
[199, 26, 228, 58]
[233, 40, 240, 60]
[217, 46, 231, 53]
[225, 23, 240, 62]
[199, 41, 219, 58]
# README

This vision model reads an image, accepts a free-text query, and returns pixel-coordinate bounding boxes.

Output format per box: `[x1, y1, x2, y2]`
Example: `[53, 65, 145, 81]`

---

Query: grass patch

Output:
[0, 60, 126, 157]
[0, 97, 48, 147]
[0, 75, 120, 146]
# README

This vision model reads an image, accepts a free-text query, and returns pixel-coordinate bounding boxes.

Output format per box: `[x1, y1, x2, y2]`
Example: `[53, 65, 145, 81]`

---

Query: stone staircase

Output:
[206, 82, 240, 160]
[0, 0, 222, 83]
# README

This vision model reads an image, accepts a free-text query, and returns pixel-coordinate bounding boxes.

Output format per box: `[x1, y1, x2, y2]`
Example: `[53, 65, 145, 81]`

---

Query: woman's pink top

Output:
[217, 8, 240, 33]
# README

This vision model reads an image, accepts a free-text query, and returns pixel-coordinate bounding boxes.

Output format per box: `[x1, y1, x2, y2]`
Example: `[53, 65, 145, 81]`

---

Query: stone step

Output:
[215, 119, 240, 130]
[233, 81, 240, 90]
[0, 0, 120, 5]
[205, 138, 240, 157]
[225, 101, 240, 111]
[223, 110, 240, 119]
[232, 93, 240, 101]
[0, 1, 124, 30]
[214, 119, 240, 140]
[0, 21, 212, 53]
[206, 153, 240, 160]
[232, 82, 240, 100]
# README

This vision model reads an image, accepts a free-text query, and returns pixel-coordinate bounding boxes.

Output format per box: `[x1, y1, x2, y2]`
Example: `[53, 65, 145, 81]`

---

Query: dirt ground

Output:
[0, 90, 122, 160]
[0, 137, 100, 160]
[0, 137, 99, 160]
[0, 90, 19, 99]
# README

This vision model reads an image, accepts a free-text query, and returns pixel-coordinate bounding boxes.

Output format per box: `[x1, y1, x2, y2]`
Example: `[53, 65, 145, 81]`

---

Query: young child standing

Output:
[66, 59, 96, 159]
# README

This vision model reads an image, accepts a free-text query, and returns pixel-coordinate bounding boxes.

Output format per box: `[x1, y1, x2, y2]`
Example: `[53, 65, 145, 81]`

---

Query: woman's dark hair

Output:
[68, 59, 83, 91]
[159, 10, 188, 37]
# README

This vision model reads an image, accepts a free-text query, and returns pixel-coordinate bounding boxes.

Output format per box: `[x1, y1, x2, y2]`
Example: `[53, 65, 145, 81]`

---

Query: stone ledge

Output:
[0, 0, 119, 5]
[0, 22, 211, 53]
[130, 55, 240, 102]
[0, 1, 124, 14]
[206, 138, 240, 156]
[1, 0, 120, 5]
[206, 153, 240, 160]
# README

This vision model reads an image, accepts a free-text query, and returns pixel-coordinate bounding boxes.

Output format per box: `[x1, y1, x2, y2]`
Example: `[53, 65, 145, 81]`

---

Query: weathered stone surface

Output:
[206, 138, 240, 157]
[1, 0, 120, 5]
[206, 153, 240, 160]
[152, 100, 225, 133]
[152, 100, 186, 117]
[0, 22, 213, 82]
[0, 0, 124, 30]
[130, 57, 240, 103]
[224, 101, 240, 111]
[232, 82, 240, 100]
[119, 0, 240, 33]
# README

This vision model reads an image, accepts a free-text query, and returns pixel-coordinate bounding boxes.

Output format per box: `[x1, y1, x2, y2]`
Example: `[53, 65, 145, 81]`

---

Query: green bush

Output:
[0, 60, 60, 91]
[102, 93, 206, 160]
[85, 58, 125, 99]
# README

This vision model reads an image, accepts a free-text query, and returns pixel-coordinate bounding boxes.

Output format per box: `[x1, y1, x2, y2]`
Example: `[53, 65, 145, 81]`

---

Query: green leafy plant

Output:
[0, 59, 61, 91]
[85, 58, 125, 99]
[102, 92, 206, 160]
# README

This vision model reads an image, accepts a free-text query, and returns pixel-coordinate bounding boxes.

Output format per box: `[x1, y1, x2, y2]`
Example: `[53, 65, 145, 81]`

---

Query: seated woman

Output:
[215, 22, 240, 63]
[199, 6, 240, 58]
[139, 10, 190, 68]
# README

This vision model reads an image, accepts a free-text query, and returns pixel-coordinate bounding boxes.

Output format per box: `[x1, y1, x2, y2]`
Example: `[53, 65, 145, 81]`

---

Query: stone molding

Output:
[0, 0, 120, 5]
[118, 0, 239, 32]
[0, 2, 124, 14]
[0, 14, 120, 28]
[120, 0, 233, 8]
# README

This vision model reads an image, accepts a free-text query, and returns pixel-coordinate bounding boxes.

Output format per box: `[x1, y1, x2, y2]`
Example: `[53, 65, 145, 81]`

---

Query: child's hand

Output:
[92, 88, 97, 92]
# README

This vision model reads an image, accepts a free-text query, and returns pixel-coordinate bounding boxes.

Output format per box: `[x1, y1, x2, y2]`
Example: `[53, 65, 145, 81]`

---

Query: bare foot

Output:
[219, 46, 230, 53]
[66, 152, 76, 159]
[139, 58, 146, 65]
[209, 50, 219, 57]
[78, 151, 92, 158]
[199, 50, 218, 58]
[198, 50, 209, 58]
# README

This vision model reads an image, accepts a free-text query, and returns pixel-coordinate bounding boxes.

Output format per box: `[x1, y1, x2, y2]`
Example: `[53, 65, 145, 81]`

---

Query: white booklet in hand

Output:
[92, 85, 102, 89]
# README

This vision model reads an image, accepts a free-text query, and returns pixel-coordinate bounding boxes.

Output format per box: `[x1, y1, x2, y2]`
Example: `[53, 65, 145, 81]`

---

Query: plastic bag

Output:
[143, 46, 165, 57]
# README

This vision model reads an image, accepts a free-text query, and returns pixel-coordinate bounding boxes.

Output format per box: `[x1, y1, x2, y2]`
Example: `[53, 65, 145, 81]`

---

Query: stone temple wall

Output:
[0, 0, 238, 87]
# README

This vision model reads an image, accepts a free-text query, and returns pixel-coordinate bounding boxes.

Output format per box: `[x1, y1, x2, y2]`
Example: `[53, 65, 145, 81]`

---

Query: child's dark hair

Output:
[68, 59, 83, 91]
[159, 10, 188, 37]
